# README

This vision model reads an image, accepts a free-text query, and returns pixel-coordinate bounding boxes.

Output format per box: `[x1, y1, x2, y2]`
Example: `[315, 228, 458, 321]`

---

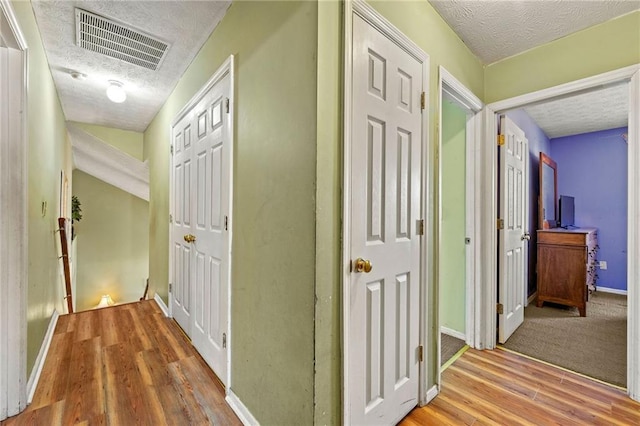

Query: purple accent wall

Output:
[551, 127, 628, 291]
[506, 109, 551, 296]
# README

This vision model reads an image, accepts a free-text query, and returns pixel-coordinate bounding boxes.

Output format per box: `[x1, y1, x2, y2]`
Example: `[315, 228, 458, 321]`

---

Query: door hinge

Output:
[418, 345, 424, 362]
[497, 134, 505, 146]
[169, 214, 173, 224]
[497, 303, 504, 315]
[418, 219, 425, 236]
[225, 98, 230, 113]
[222, 332, 227, 349]
[497, 218, 504, 230]
[224, 215, 228, 231]
[169, 283, 172, 293]
[420, 92, 426, 110]
[170, 144, 174, 155]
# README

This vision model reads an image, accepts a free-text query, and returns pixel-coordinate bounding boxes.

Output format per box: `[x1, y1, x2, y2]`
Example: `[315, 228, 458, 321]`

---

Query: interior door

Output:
[170, 72, 231, 386]
[349, 14, 423, 425]
[171, 111, 195, 335]
[190, 74, 231, 385]
[498, 115, 528, 343]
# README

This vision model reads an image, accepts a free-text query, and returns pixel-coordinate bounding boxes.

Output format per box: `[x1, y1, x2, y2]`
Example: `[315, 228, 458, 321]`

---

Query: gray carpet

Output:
[502, 292, 626, 387]
[441, 333, 466, 366]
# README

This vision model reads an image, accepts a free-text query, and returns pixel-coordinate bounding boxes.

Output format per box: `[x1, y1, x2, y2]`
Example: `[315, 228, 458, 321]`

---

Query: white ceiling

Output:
[523, 83, 629, 139]
[429, 0, 640, 64]
[31, 1, 231, 132]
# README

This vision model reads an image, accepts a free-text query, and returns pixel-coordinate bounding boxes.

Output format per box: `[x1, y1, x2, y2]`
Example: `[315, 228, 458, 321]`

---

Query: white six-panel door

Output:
[171, 70, 231, 386]
[349, 13, 423, 425]
[498, 115, 528, 343]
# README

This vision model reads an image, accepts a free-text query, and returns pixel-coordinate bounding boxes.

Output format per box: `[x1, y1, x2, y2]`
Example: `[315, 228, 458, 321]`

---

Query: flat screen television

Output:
[559, 195, 575, 228]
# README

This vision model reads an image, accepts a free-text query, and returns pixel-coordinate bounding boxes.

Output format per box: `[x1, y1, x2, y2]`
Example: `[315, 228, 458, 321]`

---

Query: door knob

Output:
[521, 233, 531, 241]
[353, 258, 373, 273]
[183, 234, 196, 243]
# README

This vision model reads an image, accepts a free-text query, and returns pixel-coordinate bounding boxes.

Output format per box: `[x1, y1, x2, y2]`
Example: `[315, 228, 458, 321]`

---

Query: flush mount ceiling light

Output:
[106, 80, 126, 103]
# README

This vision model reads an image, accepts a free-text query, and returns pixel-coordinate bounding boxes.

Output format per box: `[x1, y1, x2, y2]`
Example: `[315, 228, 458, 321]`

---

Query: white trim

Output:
[168, 55, 235, 390]
[596, 287, 628, 296]
[440, 326, 466, 341]
[343, 1, 431, 421]
[26, 310, 58, 403]
[68, 123, 149, 201]
[480, 65, 640, 402]
[0, 0, 28, 420]
[627, 69, 639, 402]
[225, 390, 260, 426]
[153, 293, 169, 317]
[425, 384, 439, 404]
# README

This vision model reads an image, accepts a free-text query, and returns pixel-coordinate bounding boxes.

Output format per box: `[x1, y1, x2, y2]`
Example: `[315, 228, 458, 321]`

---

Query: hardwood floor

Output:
[401, 348, 640, 425]
[1, 300, 241, 426]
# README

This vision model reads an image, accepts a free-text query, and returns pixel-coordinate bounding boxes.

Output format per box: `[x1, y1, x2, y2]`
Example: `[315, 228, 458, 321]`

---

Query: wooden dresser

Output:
[536, 228, 598, 317]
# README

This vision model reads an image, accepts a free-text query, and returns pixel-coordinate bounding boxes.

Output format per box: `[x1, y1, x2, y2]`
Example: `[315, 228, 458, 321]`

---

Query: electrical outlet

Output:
[599, 260, 607, 270]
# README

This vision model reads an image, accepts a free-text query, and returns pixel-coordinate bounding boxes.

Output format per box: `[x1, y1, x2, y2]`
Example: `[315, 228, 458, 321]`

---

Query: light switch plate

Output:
[599, 260, 607, 270]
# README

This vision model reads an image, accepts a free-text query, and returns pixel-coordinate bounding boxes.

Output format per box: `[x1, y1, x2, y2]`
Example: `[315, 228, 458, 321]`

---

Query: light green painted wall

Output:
[485, 11, 640, 103]
[361, 0, 485, 398]
[440, 100, 467, 335]
[314, 1, 342, 425]
[11, 1, 70, 374]
[72, 170, 149, 311]
[69, 121, 144, 161]
[144, 2, 317, 424]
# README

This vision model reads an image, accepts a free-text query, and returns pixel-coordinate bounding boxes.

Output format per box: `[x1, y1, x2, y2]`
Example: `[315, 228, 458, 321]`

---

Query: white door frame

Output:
[342, 1, 432, 422]
[168, 55, 235, 389]
[477, 64, 640, 401]
[437, 67, 483, 362]
[0, 0, 28, 419]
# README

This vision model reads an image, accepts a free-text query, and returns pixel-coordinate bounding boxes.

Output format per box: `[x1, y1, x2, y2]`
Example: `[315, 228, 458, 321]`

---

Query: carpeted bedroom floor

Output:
[502, 292, 626, 387]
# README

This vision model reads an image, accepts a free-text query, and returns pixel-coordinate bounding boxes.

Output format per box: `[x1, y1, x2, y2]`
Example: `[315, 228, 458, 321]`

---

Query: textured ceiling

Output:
[429, 0, 640, 64]
[31, 1, 231, 132]
[523, 83, 629, 139]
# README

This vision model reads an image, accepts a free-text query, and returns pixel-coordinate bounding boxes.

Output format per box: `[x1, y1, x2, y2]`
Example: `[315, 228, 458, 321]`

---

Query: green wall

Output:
[485, 11, 640, 103]
[440, 100, 467, 335]
[69, 121, 144, 160]
[72, 171, 149, 311]
[144, 2, 317, 424]
[11, 1, 71, 374]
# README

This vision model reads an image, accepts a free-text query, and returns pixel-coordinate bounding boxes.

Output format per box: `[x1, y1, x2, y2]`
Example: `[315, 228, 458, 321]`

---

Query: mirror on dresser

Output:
[539, 152, 557, 229]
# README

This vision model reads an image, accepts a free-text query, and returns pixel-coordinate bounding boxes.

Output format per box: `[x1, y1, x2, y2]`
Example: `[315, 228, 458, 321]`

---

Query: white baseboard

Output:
[527, 291, 538, 306]
[226, 390, 260, 426]
[27, 309, 59, 403]
[440, 326, 466, 341]
[426, 384, 439, 403]
[596, 286, 627, 296]
[154, 293, 169, 317]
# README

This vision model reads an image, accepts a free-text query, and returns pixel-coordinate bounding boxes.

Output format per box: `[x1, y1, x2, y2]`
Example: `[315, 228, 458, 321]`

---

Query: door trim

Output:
[0, 0, 28, 419]
[478, 64, 640, 401]
[342, 1, 431, 422]
[437, 67, 483, 361]
[168, 55, 235, 389]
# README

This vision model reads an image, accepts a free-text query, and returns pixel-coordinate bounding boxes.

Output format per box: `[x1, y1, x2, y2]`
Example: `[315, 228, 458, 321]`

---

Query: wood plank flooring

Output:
[401, 348, 640, 426]
[1, 300, 241, 426]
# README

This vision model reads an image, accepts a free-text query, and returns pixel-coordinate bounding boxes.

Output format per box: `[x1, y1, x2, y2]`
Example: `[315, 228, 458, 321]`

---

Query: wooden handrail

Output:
[58, 217, 74, 314]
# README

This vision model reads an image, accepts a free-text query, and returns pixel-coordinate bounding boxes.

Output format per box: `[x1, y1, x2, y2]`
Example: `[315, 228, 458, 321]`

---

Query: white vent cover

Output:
[75, 8, 169, 71]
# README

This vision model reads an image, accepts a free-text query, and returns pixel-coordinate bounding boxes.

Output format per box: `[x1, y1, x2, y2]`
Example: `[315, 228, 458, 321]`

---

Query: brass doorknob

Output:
[183, 234, 196, 243]
[354, 258, 373, 273]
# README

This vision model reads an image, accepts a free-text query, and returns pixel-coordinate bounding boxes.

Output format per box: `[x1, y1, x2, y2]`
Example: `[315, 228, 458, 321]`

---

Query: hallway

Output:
[1, 301, 239, 425]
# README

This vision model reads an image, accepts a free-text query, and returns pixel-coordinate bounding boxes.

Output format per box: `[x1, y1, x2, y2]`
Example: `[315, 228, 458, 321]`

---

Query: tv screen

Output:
[559, 195, 575, 228]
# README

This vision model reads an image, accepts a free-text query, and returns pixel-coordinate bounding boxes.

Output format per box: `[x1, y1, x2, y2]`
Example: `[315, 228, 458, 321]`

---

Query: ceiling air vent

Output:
[75, 8, 169, 71]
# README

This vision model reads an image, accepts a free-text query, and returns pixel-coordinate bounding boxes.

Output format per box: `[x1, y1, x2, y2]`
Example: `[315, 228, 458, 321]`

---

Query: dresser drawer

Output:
[538, 231, 586, 246]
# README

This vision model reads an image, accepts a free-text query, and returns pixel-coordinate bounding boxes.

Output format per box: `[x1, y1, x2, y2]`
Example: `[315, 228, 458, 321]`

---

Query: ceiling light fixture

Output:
[106, 80, 126, 103]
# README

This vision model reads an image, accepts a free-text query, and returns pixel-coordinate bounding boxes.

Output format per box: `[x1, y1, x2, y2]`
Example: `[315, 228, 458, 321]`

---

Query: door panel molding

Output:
[480, 64, 640, 401]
